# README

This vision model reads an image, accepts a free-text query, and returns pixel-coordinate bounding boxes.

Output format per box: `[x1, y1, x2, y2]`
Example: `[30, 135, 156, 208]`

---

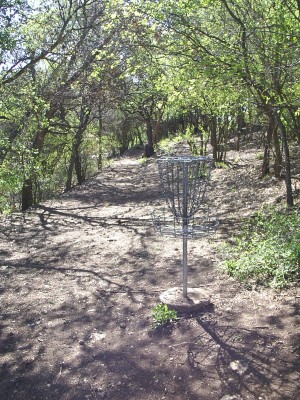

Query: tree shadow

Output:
[187, 316, 299, 399]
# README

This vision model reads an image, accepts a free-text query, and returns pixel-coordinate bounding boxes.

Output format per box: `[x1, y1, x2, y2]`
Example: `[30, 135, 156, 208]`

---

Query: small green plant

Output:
[152, 303, 178, 329]
[138, 157, 148, 165]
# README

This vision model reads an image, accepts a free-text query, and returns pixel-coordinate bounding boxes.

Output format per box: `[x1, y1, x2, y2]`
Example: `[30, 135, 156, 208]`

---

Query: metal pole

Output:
[182, 233, 188, 298]
[182, 162, 188, 298]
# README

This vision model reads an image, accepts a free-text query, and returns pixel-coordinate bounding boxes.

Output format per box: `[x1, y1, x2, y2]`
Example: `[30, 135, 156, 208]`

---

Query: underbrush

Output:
[224, 206, 300, 288]
[155, 135, 184, 155]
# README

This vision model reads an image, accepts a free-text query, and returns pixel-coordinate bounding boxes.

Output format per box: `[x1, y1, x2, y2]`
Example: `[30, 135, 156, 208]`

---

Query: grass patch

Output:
[224, 206, 300, 288]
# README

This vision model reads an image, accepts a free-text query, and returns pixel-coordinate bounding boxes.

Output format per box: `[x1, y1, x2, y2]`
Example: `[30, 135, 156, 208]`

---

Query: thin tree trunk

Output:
[236, 111, 246, 151]
[74, 147, 84, 185]
[273, 123, 282, 178]
[261, 115, 274, 176]
[66, 156, 74, 191]
[98, 105, 103, 170]
[210, 116, 218, 162]
[69, 104, 90, 186]
[275, 112, 293, 206]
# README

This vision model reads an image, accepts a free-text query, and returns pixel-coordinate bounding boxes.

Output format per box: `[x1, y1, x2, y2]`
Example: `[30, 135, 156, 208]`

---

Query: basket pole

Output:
[182, 234, 188, 297]
[182, 162, 188, 298]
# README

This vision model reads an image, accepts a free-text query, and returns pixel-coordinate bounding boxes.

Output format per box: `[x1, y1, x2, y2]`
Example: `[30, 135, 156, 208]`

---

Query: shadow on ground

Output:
[0, 147, 299, 399]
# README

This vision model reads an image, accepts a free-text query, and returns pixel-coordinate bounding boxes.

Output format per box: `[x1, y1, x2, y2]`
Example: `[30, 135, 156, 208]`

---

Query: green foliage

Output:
[155, 132, 191, 155]
[1, 0, 300, 212]
[0, 0, 29, 60]
[224, 207, 300, 288]
[155, 136, 179, 155]
[0, 165, 22, 213]
[152, 303, 178, 329]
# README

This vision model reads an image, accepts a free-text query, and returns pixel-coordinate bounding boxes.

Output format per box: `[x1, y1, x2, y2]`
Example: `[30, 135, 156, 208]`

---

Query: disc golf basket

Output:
[152, 156, 218, 299]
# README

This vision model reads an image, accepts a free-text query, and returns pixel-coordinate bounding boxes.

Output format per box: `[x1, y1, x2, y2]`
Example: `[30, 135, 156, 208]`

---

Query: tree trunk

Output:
[192, 119, 204, 155]
[74, 147, 84, 185]
[261, 114, 274, 176]
[236, 111, 246, 151]
[67, 104, 90, 187]
[97, 105, 103, 170]
[21, 178, 33, 211]
[210, 116, 218, 162]
[21, 105, 56, 211]
[275, 112, 293, 206]
[66, 156, 74, 191]
[21, 127, 47, 210]
[136, 127, 143, 146]
[68, 129, 85, 187]
[144, 119, 155, 157]
[272, 123, 282, 178]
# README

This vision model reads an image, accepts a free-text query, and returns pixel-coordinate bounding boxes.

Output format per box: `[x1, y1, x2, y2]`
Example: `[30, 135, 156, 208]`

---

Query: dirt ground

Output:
[0, 141, 299, 400]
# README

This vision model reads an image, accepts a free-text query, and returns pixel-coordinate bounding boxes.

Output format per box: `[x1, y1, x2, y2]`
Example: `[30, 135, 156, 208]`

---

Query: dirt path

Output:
[0, 145, 299, 400]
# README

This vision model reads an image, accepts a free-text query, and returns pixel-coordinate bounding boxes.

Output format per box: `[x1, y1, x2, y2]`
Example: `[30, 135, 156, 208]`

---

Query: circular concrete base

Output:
[159, 287, 211, 312]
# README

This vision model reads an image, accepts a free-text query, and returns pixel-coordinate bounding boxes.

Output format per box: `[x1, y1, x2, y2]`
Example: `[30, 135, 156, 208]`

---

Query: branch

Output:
[0, 0, 97, 85]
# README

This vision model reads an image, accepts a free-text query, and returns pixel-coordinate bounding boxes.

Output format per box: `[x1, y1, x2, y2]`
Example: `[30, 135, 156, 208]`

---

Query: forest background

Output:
[0, 0, 300, 213]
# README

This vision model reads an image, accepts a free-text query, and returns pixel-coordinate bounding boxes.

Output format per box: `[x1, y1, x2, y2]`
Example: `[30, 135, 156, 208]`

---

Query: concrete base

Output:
[159, 287, 211, 312]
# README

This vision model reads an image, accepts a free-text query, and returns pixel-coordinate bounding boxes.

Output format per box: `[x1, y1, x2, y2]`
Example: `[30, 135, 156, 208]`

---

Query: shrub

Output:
[224, 207, 300, 288]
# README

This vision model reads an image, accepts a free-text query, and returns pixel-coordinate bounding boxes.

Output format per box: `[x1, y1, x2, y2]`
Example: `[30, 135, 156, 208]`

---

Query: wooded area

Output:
[1, 0, 300, 212]
[1, 3, 300, 398]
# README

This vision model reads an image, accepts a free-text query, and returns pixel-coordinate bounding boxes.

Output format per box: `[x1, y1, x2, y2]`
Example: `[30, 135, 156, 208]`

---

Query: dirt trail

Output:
[0, 144, 299, 400]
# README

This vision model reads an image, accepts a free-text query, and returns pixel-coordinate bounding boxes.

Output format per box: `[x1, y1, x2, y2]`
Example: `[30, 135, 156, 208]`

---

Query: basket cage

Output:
[157, 156, 213, 220]
[154, 155, 218, 238]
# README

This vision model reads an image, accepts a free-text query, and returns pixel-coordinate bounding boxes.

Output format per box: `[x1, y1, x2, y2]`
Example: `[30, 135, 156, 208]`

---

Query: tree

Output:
[145, 0, 300, 205]
[1, 0, 117, 210]
[91, 1, 170, 157]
